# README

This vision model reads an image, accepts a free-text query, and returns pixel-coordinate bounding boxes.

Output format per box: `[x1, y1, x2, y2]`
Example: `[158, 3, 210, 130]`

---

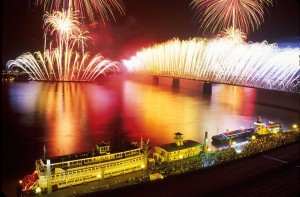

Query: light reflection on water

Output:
[6, 78, 299, 155]
[2, 77, 299, 197]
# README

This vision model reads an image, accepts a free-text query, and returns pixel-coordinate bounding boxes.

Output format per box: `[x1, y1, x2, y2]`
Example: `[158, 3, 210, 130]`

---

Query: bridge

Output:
[122, 38, 299, 94]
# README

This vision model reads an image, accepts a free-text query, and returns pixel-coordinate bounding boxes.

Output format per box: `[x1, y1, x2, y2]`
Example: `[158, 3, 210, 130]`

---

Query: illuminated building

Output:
[151, 132, 202, 163]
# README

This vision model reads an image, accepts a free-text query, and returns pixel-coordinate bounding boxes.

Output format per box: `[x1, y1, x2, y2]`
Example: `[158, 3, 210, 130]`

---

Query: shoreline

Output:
[81, 141, 300, 197]
[18, 131, 299, 197]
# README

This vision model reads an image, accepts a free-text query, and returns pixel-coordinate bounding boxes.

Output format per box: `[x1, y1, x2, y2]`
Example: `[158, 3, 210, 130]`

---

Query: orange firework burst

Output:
[190, 0, 274, 35]
[35, 0, 125, 24]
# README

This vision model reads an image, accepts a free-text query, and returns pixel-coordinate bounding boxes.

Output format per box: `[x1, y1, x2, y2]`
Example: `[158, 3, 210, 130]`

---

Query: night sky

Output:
[1, 0, 299, 67]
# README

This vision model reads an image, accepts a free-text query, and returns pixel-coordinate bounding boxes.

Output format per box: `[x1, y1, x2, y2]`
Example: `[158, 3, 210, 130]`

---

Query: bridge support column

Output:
[172, 78, 180, 89]
[153, 76, 159, 85]
[203, 82, 212, 94]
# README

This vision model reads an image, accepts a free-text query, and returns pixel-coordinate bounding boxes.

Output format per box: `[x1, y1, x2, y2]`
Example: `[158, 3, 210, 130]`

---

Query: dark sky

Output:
[1, 0, 299, 67]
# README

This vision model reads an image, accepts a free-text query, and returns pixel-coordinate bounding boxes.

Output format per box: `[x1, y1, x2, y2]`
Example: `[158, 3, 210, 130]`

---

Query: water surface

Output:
[2, 76, 299, 196]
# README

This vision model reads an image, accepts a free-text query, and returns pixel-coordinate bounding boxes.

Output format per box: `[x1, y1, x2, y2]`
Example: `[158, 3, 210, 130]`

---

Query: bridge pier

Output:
[203, 82, 212, 94]
[153, 76, 159, 85]
[172, 78, 180, 89]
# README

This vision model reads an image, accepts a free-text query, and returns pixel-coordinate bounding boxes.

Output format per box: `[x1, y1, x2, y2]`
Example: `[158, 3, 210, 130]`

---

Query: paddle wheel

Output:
[21, 171, 39, 191]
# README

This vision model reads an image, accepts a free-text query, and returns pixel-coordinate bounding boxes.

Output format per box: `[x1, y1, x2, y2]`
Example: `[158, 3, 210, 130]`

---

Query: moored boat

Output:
[212, 117, 283, 143]
[211, 128, 254, 143]
[20, 141, 148, 195]
[254, 116, 283, 135]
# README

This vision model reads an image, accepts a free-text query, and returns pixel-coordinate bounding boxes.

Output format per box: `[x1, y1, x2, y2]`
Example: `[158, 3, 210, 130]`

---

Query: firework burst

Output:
[122, 38, 299, 93]
[218, 27, 247, 44]
[35, 0, 125, 24]
[6, 10, 119, 81]
[190, 0, 274, 35]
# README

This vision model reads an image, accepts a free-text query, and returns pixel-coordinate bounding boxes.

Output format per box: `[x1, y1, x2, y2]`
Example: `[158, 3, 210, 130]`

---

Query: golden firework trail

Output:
[35, 0, 125, 24]
[122, 36, 299, 93]
[6, 10, 119, 81]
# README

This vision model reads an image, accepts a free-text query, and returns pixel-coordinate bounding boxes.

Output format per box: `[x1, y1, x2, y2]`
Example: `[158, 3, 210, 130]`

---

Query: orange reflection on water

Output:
[212, 85, 256, 116]
[39, 83, 88, 156]
[207, 84, 256, 135]
[123, 81, 202, 145]
[123, 80, 257, 147]
[8, 80, 257, 155]
[39, 82, 121, 156]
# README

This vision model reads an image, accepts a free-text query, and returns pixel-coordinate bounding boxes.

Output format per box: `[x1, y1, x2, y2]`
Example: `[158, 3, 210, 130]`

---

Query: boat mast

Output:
[43, 145, 46, 161]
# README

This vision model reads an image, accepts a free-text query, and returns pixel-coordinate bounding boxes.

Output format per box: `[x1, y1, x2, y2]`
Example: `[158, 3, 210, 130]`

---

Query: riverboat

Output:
[20, 141, 148, 195]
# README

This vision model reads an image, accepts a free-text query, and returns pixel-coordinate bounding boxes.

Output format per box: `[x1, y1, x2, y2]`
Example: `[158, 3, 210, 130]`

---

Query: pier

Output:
[82, 142, 300, 197]
[33, 141, 300, 197]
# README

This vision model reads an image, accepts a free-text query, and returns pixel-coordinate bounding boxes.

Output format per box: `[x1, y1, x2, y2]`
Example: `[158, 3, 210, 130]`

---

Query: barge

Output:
[211, 128, 254, 143]
[212, 117, 283, 143]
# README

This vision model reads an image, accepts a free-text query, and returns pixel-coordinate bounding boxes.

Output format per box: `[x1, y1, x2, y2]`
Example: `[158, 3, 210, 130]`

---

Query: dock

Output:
[81, 142, 300, 197]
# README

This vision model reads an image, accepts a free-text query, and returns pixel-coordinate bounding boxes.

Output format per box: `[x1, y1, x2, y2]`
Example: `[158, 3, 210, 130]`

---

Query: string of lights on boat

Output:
[122, 36, 299, 93]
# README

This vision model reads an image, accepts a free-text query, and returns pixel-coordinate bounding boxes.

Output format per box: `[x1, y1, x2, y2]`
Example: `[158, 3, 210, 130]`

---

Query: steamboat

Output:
[20, 141, 148, 195]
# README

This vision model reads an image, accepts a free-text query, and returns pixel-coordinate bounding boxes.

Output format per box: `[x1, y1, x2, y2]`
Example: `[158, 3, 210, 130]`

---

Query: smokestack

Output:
[46, 159, 52, 194]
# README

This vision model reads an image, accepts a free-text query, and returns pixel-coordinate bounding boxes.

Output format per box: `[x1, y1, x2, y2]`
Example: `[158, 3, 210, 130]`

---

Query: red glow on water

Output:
[8, 79, 297, 161]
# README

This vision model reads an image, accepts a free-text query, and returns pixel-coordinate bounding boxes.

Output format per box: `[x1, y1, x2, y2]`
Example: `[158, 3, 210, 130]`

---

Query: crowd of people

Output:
[148, 130, 300, 177]
[210, 130, 299, 166]
[240, 130, 299, 157]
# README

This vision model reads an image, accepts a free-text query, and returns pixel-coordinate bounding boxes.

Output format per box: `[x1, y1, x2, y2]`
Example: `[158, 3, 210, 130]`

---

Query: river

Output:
[1, 75, 299, 196]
